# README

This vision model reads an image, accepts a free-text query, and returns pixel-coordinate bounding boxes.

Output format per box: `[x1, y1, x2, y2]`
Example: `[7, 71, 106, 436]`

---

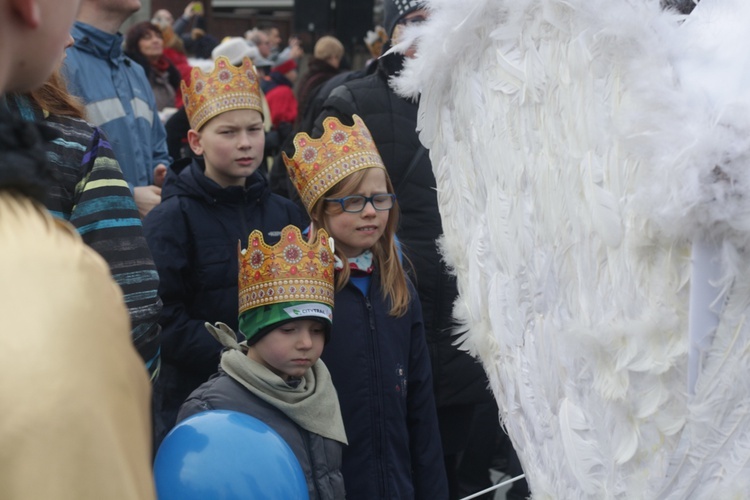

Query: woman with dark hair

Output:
[125, 21, 182, 112]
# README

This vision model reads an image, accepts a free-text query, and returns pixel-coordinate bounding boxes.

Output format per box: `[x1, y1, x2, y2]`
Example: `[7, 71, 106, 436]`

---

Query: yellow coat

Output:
[0, 193, 155, 500]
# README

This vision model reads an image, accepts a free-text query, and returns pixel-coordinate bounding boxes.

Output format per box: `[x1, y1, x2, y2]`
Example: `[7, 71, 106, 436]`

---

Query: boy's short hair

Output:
[313, 36, 344, 63]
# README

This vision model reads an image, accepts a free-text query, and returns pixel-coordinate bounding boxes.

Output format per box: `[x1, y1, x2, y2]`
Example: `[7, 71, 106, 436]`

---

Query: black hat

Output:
[383, 0, 425, 39]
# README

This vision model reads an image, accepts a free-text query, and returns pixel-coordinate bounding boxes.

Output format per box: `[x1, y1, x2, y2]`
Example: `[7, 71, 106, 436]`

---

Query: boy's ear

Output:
[187, 129, 203, 156]
[10, 0, 41, 28]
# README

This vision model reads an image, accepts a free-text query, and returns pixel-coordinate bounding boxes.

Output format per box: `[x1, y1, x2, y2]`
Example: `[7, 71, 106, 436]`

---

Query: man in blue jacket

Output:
[63, 0, 171, 218]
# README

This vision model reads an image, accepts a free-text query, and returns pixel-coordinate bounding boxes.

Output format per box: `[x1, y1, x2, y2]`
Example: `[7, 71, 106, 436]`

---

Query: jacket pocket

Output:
[194, 241, 233, 291]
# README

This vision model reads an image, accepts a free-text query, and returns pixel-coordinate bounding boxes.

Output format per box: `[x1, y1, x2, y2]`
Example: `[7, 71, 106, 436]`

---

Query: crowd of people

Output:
[0, 0, 529, 498]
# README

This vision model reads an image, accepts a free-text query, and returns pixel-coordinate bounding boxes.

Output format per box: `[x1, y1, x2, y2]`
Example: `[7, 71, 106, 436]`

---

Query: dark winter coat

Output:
[178, 367, 346, 499]
[296, 58, 341, 127]
[314, 54, 491, 412]
[323, 273, 448, 499]
[143, 158, 306, 441]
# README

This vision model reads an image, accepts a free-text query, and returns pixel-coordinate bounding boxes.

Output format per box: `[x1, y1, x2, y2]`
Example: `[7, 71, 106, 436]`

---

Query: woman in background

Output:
[125, 21, 182, 113]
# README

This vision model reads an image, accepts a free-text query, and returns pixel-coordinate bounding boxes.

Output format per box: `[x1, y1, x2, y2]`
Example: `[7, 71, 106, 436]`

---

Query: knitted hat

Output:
[383, 0, 426, 38]
[241, 302, 332, 346]
[238, 226, 335, 345]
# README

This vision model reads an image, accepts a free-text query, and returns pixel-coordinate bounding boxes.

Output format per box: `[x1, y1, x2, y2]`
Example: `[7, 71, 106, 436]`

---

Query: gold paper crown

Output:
[239, 226, 335, 315]
[282, 114, 386, 213]
[182, 56, 263, 130]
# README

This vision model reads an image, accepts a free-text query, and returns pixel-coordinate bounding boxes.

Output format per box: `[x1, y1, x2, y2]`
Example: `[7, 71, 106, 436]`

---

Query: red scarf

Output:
[151, 57, 170, 73]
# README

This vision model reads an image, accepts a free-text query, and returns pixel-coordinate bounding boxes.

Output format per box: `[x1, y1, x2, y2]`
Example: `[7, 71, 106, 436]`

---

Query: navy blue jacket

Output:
[323, 272, 448, 499]
[143, 158, 306, 440]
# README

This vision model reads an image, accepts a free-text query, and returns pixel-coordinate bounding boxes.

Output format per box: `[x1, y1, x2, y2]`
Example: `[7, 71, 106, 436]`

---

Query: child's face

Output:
[323, 168, 390, 258]
[187, 109, 265, 188]
[247, 319, 326, 380]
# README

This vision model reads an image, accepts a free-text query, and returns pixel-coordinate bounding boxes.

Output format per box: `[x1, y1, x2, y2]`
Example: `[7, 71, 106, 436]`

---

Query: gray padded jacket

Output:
[178, 368, 346, 499]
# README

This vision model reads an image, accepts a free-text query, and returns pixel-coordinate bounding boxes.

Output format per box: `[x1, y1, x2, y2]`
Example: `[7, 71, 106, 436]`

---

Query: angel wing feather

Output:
[393, 0, 750, 497]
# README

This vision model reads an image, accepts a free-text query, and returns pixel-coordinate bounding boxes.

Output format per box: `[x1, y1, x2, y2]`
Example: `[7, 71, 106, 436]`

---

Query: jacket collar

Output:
[71, 21, 124, 64]
[163, 157, 270, 204]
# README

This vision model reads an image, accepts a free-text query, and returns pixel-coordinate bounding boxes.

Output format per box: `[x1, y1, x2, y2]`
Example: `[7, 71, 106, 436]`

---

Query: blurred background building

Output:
[133, 0, 384, 69]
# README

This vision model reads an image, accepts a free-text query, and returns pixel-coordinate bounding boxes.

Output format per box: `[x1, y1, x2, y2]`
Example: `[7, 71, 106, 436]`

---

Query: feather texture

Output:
[393, 0, 750, 497]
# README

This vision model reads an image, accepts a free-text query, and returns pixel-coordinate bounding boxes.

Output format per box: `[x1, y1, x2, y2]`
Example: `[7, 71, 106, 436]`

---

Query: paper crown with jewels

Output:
[283, 114, 386, 213]
[181, 56, 263, 131]
[238, 225, 335, 321]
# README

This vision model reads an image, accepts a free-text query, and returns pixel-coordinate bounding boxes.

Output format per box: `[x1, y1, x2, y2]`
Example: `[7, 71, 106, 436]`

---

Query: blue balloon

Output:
[154, 410, 308, 499]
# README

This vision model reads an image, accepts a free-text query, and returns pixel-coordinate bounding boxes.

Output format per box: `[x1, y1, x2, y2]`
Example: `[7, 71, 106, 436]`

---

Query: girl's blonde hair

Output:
[310, 168, 410, 317]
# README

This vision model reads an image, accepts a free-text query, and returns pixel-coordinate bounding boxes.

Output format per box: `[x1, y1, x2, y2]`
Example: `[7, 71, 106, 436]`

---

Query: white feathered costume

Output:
[391, 0, 750, 497]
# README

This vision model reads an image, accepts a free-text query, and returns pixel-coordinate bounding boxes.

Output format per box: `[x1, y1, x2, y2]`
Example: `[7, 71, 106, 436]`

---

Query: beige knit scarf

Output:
[206, 322, 347, 444]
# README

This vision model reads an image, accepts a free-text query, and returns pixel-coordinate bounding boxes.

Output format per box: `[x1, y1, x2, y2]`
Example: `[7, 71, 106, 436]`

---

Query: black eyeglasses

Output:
[324, 194, 396, 213]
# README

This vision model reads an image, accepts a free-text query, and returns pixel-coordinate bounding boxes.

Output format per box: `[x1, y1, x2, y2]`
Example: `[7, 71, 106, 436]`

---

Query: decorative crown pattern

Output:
[282, 114, 386, 213]
[239, 226, 334, 315]
[182, 56, 263, 130]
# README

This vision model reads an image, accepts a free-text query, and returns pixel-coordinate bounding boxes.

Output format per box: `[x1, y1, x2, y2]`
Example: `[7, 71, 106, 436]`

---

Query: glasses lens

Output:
[372, 194, 394, 210]
[342, 196, 366, 212]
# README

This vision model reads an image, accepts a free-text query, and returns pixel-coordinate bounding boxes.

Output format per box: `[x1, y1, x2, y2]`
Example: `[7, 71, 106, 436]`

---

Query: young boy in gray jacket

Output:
[177, 225, 347, 499]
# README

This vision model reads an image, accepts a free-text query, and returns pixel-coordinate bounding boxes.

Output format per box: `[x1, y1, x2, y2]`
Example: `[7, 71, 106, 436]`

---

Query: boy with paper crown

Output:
[178, 225, 347, 499]
[144, 56, 306, 445]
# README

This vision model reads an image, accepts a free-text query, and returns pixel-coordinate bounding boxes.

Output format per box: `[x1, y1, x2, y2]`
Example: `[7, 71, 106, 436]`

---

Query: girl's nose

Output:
[361, 200, 377, 217]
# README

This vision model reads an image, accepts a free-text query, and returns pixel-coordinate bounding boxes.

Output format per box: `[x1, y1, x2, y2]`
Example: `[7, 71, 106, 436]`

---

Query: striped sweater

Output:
[9, 95, 162, 380]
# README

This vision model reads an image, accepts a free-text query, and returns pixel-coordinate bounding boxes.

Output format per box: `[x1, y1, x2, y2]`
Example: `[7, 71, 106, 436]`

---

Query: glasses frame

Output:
[324, 194, 397, 213]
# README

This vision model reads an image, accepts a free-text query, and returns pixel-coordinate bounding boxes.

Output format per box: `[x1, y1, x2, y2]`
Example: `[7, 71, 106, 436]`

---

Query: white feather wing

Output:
[393, 0, 750, 497]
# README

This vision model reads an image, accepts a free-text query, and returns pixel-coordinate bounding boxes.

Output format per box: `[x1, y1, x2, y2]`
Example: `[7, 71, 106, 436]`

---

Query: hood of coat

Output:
[162, 157, 271, 205]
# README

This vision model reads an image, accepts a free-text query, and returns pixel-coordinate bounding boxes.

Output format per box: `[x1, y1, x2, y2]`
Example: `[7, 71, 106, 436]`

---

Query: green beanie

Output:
[239, 301, 333, 345]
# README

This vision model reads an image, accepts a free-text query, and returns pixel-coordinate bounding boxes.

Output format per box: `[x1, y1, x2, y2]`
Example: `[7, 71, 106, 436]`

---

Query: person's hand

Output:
[134, 185, 162, 218]
[153, 164, 168, 188]
[290, 45, 304, 60]
[288, 36, 303, 59]
[183, 2, 199, 18]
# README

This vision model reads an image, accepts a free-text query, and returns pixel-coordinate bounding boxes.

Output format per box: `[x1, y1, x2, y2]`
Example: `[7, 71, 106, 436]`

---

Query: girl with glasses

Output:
[284, 115, 448, 499]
